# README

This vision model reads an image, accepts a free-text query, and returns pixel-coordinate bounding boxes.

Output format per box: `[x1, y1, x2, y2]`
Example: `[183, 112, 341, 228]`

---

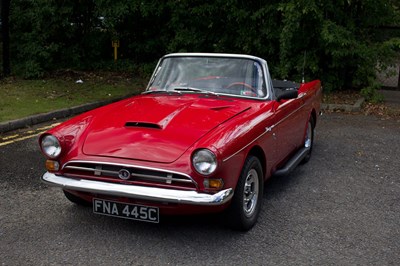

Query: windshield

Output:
[147, 56, 267, 98]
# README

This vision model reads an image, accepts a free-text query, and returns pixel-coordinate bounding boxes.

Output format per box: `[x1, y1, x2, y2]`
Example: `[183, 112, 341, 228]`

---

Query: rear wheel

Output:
[301, 116, 315, 164]
[63, 190, 91, 206]
[226, 156, 263, 231]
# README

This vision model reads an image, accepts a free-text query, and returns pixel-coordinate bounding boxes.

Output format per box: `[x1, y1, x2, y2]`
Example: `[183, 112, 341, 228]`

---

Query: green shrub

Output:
[361, 82, 385, 104]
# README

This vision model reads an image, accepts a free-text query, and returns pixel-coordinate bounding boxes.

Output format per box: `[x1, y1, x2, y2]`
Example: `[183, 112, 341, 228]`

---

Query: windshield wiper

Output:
[142, 90, 182, 95]
[172, 87, 219, 96]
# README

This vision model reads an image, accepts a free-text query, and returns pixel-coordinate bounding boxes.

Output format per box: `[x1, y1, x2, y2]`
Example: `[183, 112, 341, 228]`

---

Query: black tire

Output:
[226, 156, 264, 231]
[63, 190, 91, 206]
[301, 116, 315, 164]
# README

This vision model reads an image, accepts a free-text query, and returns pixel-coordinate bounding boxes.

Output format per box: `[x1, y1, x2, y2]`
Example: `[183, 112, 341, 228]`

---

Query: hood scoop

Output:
[125, 122, 161, 129]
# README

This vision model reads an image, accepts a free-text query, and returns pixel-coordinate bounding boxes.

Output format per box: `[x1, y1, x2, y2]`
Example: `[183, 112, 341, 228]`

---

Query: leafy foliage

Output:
[277, 0, 399, 91]
[7, 0, 400, 91]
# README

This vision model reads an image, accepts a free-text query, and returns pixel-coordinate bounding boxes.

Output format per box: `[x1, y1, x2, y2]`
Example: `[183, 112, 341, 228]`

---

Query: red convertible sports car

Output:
[40, 53, 322, 230]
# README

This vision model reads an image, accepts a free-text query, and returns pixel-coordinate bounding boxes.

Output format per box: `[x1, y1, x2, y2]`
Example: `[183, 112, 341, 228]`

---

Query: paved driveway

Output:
[0, 113, 399, 265]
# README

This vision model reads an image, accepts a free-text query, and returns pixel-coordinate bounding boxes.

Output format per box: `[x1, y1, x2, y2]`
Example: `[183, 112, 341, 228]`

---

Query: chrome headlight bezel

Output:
[192, 149, 218, 176]
[41, 134, 62, 159]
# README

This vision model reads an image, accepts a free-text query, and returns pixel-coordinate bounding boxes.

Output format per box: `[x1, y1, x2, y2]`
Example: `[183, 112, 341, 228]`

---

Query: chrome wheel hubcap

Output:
[304, 121, 312, 148]
[243, 169, 259, 217]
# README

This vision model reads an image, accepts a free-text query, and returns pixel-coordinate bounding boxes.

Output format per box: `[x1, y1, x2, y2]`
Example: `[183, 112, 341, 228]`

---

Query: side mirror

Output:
[276, 90, 298, 101]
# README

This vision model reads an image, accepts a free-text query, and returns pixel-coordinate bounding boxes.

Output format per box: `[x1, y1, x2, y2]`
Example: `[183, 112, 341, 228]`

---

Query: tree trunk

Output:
[398, 62, 400, 90]
[1, 0, 11, 76]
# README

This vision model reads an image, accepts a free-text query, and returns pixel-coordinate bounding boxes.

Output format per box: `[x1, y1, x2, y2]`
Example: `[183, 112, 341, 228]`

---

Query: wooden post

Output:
[112, 40, 120, 63]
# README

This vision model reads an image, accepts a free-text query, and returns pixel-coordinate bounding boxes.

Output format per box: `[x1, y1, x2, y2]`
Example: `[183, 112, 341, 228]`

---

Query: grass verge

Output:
[0, 71, 147, 122]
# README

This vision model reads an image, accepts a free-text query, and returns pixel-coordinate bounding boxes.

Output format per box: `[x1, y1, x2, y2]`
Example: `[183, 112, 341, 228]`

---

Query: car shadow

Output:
[58, 165, 307, 236]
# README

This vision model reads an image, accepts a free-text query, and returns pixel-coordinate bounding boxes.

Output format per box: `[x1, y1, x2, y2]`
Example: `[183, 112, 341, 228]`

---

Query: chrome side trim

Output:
[276, 105, 305, 121]
[42, 172, 233, 206]
[276, 99, 295, 109]
[298, 92, 307, 98]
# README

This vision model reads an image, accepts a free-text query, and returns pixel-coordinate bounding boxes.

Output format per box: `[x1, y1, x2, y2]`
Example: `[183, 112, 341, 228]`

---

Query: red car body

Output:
[40, 53, 322, 230]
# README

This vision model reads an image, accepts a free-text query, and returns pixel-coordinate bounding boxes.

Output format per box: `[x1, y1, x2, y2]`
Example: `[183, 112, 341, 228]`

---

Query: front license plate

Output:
[93, 198, 159, 223]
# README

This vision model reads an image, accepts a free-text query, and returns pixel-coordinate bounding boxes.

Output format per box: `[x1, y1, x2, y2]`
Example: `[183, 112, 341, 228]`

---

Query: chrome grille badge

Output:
[118, 169, 131, 180]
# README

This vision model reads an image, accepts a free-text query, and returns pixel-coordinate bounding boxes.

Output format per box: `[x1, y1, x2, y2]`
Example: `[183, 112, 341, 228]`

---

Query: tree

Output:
[1, 0, 11, 76]
[5, 0, 399, 93]
[277, 0, 400, 92]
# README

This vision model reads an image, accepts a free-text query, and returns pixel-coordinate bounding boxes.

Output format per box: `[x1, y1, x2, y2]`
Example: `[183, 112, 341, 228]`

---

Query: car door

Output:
[271, 95, 306, 163]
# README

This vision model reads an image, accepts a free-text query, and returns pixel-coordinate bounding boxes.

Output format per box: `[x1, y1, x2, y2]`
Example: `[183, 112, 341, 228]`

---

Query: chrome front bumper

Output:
[42, 172, 233, 206]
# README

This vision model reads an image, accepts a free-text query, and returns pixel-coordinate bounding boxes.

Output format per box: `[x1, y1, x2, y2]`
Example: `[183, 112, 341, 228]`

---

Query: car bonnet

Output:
[82, 94, 250, 163]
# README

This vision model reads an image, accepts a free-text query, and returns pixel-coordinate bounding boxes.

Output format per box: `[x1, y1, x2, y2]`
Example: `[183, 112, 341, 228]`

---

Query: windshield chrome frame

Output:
[146, 53, 272, 100]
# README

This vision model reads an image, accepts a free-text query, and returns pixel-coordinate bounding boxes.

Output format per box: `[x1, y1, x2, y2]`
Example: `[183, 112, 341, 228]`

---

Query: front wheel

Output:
[226, 156, 263, 231]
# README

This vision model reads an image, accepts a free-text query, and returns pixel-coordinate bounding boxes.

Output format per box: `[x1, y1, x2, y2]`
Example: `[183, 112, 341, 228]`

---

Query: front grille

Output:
[62, 161, 197, 190]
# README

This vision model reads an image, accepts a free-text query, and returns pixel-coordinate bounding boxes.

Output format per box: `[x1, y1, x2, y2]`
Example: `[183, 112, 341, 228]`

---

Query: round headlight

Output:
[192, 149, 217, 175]
[41, 135, 61, 158]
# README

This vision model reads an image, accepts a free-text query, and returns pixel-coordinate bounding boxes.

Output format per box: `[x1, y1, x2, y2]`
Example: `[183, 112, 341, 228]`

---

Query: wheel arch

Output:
[247, 145, 266, 180]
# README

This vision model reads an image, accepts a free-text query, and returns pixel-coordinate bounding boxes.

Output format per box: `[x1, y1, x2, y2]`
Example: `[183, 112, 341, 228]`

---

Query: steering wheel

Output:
[226, 82, 257, 97]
